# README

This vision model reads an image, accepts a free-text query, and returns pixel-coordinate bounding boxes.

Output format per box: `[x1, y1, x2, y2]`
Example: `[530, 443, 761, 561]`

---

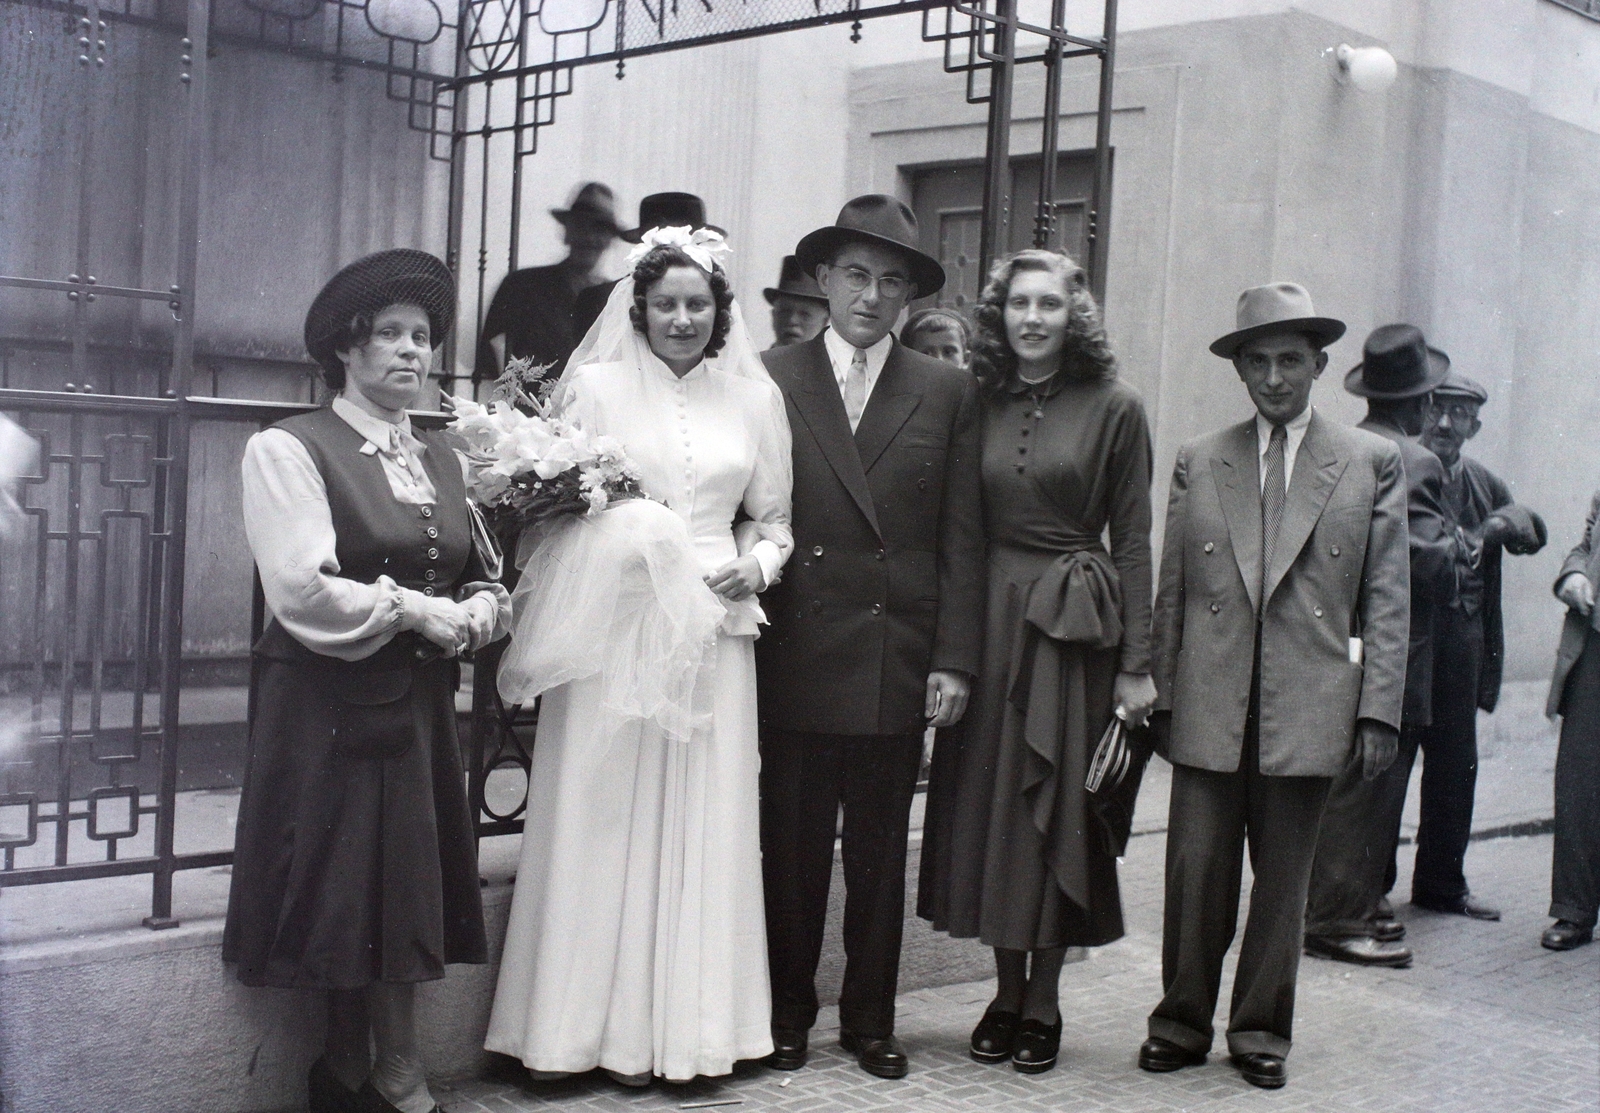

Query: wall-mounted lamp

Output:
[1335, 43, 1398, 94]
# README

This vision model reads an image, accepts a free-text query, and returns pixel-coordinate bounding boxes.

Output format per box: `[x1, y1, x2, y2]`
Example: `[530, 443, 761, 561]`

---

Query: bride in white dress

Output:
[484, 229, 792, 1084]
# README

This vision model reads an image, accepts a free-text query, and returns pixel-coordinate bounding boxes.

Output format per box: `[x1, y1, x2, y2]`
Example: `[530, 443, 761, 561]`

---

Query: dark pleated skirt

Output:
[919, 548, 1125, 951]
[221, 656, 488, 988]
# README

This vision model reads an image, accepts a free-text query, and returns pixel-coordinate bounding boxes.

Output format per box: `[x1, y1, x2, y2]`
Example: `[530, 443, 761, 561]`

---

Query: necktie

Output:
[844, 346, 868, 433]
[1260, 422, 1287, 603]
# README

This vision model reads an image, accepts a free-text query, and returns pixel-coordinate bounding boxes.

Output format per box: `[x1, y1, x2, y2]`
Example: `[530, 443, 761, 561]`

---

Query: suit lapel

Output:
[785, 338, 882, 538]
[853, 342, 924, 474]
[1212, 420, 1263, 615]
[1263, 412, 1348, 605]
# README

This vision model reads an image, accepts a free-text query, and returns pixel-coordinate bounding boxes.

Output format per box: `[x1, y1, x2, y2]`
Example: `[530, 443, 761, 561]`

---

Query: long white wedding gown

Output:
[484, 344, 793, 1081]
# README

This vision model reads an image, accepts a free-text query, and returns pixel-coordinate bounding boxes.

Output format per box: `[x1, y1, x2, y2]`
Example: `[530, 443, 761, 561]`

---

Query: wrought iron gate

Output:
[0, 0, 1115, 927]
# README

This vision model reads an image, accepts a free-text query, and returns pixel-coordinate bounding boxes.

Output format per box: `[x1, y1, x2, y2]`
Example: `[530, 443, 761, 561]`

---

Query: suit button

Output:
[1330, 545, 1341, 557]
[1203, 542, 1214, 554]
[1210, 603, 1220, 614]
[918, 478, 929, 489]
[415, 647, 428, 659]
[420, 506, 433, 518]
[875, 550, 885, 561]
[425, 569, 436, 581]
[813, 545, 824, 558]
[422, 586, 435, 596]
[870, 603, 883, 615]
[1314, 606, 1324, 618]
[427, 547, 439, 559]
[426, 526, 438, 539]
[810, 599, 822, 613]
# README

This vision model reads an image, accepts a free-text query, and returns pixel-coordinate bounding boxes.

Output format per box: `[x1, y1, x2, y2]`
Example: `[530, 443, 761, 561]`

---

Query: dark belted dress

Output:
[222, 407, 489, 988]
[919, 371, 1152, 951]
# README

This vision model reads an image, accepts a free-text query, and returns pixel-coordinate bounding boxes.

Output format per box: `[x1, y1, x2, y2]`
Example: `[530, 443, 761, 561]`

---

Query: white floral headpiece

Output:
[624, 225, 733, 275]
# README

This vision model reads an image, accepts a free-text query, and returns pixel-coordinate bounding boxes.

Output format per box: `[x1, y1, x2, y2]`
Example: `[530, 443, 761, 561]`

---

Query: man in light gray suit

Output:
[1138, 284, 1411, 1089]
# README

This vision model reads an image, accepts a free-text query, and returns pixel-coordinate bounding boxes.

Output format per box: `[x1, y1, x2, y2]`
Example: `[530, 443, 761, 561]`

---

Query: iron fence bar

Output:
[0, 850, 234, 887]
[0, 276, 176, 302]
[1084, 0, 1115, 300]
[977, 0, 1015, 277]
[440, 0, 473, 396]
[1031, 0, 1064, 249]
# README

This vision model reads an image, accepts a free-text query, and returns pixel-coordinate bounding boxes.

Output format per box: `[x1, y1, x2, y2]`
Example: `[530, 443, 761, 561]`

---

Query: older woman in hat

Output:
[223, 249, 510, 1113]
[918, 248, 1154, 1075]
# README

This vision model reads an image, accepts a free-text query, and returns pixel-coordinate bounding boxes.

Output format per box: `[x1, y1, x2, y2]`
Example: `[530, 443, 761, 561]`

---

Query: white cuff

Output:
[750, 539, 784, 591]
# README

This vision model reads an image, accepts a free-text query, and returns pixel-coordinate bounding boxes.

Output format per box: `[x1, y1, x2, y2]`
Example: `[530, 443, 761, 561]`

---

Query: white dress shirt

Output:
[1256, 406, 1314, 495]
[822, 327, 894, 415]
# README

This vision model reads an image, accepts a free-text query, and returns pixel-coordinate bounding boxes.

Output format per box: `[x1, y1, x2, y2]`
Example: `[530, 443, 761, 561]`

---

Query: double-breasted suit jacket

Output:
[1547, 490, 1600, 716]
[1152, 412, 1410, 777]
[756, 334, 985, 735]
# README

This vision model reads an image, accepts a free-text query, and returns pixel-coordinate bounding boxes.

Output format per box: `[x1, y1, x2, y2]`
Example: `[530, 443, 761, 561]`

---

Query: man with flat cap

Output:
[570, 191, 720, 340]
[1139, 283, 1410, 1090]
[754, 194, 983, 1079]
[476, 182, 619, 383]
[1303, 325, 1474, 967]
[764, 255, 830, 349]
[1397, 373, 1546, 917]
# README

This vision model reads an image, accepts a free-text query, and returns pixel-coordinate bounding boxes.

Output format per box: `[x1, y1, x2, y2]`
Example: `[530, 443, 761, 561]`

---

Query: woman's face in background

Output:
[644, 265, 716, 373]
[339, 303, 431, 414]
[1003, 268, 1072, 372]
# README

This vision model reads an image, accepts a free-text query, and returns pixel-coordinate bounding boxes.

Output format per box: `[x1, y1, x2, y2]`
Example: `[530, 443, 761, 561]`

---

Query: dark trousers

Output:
[759, 729, 925, 1038]
[1552, 630, 1600, 929]
[1148, 732, 1331, 1060]
[1402, 608, 1486, 905]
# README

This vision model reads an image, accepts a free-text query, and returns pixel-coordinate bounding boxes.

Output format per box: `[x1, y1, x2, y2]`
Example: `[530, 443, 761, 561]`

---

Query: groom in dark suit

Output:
[755, 195, 984, 1079]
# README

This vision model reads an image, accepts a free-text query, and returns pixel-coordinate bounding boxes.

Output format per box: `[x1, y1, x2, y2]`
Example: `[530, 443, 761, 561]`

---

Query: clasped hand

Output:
[409, 587, 503, 657]
[706, 554, 764, 601]
[1558, 571, 1595, 616]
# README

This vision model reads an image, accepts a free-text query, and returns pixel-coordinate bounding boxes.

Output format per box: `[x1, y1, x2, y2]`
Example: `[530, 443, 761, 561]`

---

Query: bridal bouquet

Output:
[445, 357, 647, 532]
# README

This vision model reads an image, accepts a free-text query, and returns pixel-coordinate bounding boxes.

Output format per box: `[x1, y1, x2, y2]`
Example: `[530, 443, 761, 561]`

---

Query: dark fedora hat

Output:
[794, 194, 946, 297]
[304, 249, 455, 377]
[1209, 282, 1346, 358]
[1345, 324, 1451, 399]
[550, 181, 620, 231]
[620, 192, 723, 243]
[764, 255, 828, 305]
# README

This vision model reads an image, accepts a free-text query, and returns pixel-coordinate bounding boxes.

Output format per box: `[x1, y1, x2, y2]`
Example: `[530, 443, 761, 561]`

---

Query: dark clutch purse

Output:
[1086, 712, 1154, 858]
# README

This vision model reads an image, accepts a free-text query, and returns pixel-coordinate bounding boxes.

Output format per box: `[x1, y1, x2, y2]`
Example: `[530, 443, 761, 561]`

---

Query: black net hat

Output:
[303, 249, 456, 377]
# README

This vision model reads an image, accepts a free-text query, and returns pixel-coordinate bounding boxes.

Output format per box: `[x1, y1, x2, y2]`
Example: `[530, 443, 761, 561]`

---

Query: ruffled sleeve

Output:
[241, 428, 411, 661]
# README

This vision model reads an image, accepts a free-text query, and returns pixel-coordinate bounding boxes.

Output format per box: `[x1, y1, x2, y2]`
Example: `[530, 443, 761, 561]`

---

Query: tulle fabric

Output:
[497, 497, 724, 744]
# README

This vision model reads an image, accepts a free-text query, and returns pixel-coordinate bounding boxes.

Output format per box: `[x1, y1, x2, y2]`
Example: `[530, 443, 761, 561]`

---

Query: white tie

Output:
[844, 346, 868, 433]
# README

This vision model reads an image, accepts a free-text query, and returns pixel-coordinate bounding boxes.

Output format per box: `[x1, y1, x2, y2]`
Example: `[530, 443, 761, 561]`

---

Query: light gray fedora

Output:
[1209, 282, 1347, 358]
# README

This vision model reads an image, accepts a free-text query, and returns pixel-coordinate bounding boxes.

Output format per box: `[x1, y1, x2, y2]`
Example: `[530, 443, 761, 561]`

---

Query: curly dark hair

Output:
[970, 249, 1116, 392]
[629, 245, 735, 359]
[322, 302, 438, 390]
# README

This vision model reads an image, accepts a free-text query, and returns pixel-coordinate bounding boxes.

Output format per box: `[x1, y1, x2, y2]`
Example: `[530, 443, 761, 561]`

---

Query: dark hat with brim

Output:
[1209, 282, 1346, 358]
[551, 181, 621, 231]
[764, 254, 828, 305]
[304, 249, 455, 377]
[620, 192, 723, 243]
[1431, 370, 1488, 405]
[1344, 324, 1451, 399]
[794, 194, 946, 297]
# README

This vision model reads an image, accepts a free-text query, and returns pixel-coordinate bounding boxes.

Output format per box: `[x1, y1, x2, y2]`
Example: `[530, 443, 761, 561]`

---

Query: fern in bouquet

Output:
[445, 357, 648, 534]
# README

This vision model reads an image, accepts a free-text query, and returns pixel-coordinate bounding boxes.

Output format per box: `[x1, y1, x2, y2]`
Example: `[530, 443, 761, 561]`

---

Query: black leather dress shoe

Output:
[1011, 1014, 1062, 1075]
[969, 1009, 1021, 1063]
[1230, 1052, 1286, 1089]
[839, 1030, 909, 1079]
[767, 1026, 808, 1070]
[1370, 916, 1406, 942]
[1542, 920, 1595, 951]
[307, 1059, 361, 1113]
[355, 1080, 440, 1113]
[1138, 1036, 1206, 1072]
[1413, 892, 1500, 920]
[1304, 934, 1413, 968]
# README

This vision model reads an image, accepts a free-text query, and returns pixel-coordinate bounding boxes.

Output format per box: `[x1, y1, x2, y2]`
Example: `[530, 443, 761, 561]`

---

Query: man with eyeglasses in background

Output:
[749, 195, 984, 1081]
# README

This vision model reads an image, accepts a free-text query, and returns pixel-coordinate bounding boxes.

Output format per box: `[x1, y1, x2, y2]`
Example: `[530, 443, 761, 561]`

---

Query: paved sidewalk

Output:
[438, 829, 1598, 1113]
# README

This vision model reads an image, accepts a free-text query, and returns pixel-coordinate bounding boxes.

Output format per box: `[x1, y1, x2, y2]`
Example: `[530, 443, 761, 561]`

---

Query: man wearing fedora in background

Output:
[1395, 374, 1546, 921]
[475, 181, 620, 384]
[1304, 324, 1469, 968]
[1139, 283, 1410, 1090]
[754, 194, 984, 1080]
[570, 191, 720, 340]
[764, 254, 830, 349]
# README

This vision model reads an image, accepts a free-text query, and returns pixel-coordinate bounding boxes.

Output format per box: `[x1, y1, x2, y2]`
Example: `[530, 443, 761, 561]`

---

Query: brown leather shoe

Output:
[1305, 934, 1413, 967]
[1541, 920, 1594, 951]
[839, 1029, 909, 1079]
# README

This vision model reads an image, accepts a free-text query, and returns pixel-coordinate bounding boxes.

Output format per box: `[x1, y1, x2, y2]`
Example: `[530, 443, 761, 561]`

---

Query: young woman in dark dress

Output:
[222, 250, 509, 1113]
[919, 249, 1155, 1074]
